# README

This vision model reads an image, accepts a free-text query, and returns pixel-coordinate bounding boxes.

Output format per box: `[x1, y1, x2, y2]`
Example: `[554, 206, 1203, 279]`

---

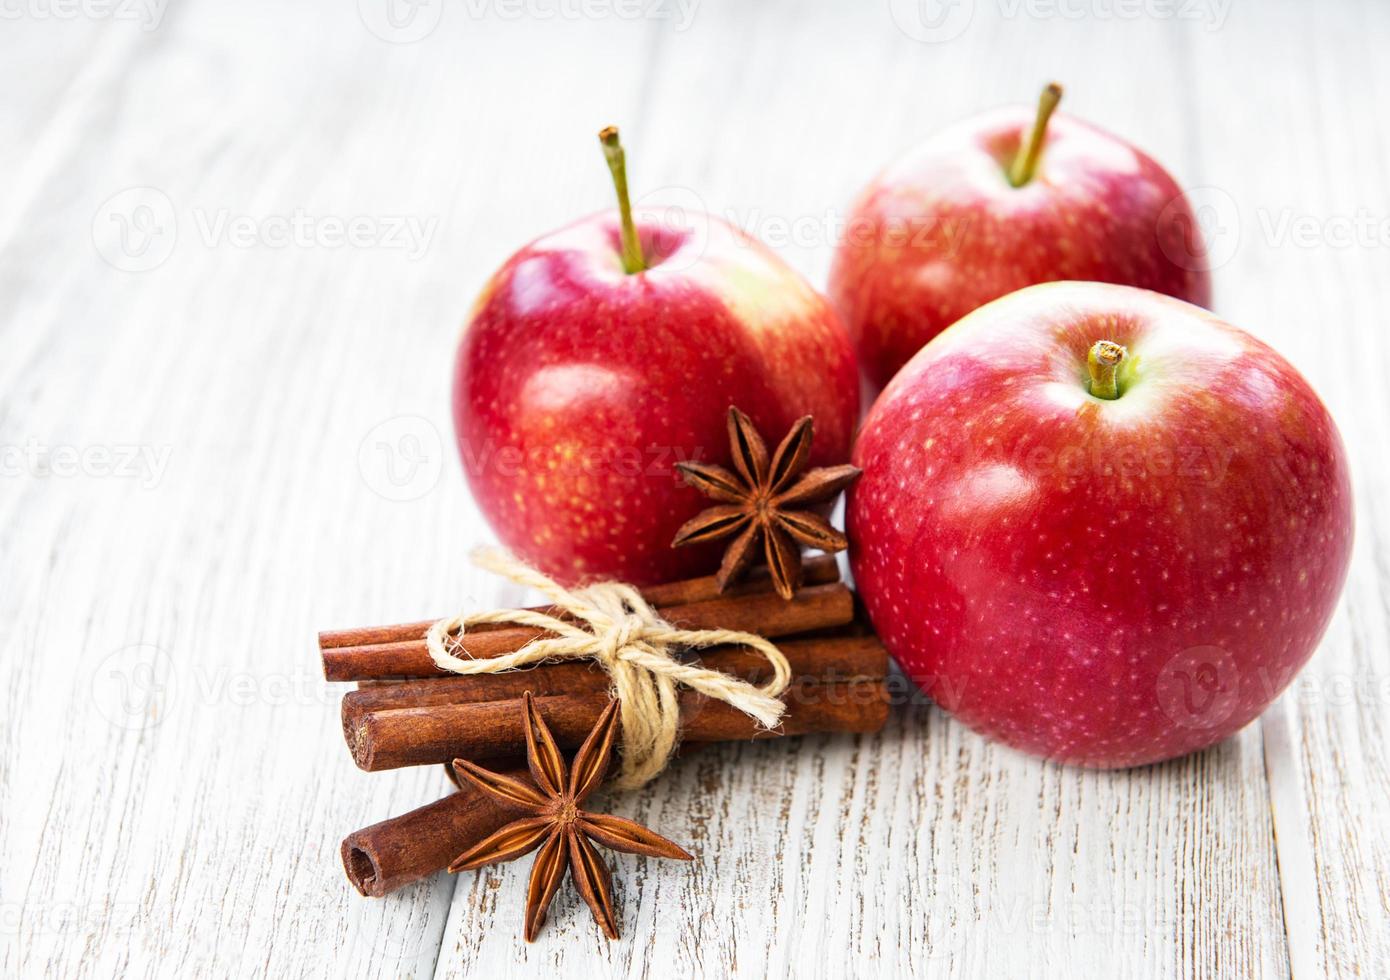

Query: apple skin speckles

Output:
[453, 209, 858, 587]
[847, 283, 1353, 768]
[828, 105, 1213, 391]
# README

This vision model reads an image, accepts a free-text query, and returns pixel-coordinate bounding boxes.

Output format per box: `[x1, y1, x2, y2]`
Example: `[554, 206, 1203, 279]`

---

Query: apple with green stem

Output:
[829, 83, 1214, 390]
[452, 128, 859, 586]
[847, 282, 1352, 767]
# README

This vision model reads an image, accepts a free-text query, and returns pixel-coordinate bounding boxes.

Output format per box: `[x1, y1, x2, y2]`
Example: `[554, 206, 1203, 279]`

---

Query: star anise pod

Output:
[671, 406, 861, 600]
[449, 692, 693, 941]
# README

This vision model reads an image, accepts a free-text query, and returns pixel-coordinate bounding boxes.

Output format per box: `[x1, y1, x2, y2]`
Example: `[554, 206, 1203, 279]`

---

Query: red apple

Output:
[848, 282, 1352, 767]
[828, 84, 1213, 390]
[453, 128, 858, 586]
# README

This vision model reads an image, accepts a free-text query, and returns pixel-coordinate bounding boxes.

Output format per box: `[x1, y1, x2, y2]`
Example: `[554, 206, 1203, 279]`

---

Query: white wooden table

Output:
[3, 1, 1387, 976]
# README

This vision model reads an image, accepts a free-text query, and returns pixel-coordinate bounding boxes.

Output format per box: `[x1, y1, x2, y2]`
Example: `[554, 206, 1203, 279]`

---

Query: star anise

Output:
[671, 406, 861, 600]
[449, 692, 693, 941]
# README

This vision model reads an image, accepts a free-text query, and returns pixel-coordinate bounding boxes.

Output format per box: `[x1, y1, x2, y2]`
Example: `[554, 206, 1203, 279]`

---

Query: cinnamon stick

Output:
[319, 555, 840, 651]
[322, 581, 854, 682]
[347, 680, 890, 772]
[340, 633, 888, 723]
[341, 769, 525, 897]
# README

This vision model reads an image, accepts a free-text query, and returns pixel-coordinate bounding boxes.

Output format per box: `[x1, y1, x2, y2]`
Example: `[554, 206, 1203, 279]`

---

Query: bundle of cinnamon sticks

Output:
[322, 555, 891, 897]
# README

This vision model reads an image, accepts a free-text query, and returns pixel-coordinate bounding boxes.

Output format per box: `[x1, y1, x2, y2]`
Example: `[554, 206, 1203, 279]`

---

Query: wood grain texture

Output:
[0, 1, 1385, 977]
[1182, 4, 1390, 977]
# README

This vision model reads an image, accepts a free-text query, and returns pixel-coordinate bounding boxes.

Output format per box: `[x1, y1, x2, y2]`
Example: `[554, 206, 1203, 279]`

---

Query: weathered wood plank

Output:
[1185, 2, 1390, 976]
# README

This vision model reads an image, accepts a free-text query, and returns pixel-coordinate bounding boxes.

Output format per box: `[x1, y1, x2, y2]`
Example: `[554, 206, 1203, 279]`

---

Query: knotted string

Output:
[425, 550, 793, 789]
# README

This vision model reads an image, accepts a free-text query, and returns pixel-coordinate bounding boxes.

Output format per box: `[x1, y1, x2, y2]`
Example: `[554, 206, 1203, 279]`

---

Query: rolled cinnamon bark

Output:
[322, 581, 854, 682]
[347, 680, 890, 771]
[341, 768, 525, 897]
[341, 633, 888, 721]
[319, 555, 840, 652]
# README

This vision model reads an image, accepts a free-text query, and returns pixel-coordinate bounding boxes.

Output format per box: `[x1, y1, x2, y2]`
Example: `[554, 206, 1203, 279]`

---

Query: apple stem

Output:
[599, 126, 647, 275]
[1009, 82, 1063, 188]
[1087, 340, 1127, 399]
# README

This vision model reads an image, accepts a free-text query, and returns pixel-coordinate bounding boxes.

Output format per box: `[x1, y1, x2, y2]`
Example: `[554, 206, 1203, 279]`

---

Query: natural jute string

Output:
[425, 550, 793, 789]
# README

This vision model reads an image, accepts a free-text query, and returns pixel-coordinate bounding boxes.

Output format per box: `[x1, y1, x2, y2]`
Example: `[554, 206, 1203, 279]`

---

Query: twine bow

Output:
[425, 550, 793, 789]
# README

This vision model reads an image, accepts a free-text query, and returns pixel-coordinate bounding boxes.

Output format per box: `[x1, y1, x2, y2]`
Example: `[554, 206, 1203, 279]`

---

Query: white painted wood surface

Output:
[2, 1, 1387, 976]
